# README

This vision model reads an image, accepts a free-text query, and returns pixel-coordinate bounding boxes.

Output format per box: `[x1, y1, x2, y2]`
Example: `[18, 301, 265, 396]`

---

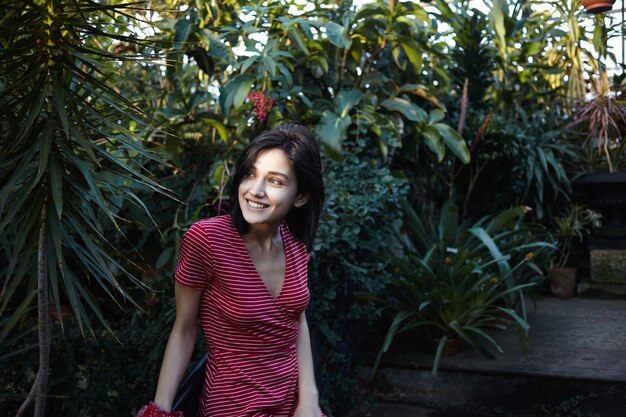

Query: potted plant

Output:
[363, 203, 549, 375]
[570, 68, 626, 174]
[569, 68, 626, 241]
[549, 204, 602, 298]
[580, 0, 616, 13]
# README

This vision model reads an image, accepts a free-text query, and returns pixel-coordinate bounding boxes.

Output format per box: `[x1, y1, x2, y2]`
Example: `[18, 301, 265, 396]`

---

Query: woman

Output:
[137, 125, 326, 417]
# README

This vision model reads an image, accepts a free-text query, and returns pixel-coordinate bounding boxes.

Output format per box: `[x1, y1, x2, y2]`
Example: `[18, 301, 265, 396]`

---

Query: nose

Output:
[249, 178, 266, 197]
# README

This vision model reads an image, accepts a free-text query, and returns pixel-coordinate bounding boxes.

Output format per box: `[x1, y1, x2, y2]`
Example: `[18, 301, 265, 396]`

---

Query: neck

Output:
[244, 223, 281, 252]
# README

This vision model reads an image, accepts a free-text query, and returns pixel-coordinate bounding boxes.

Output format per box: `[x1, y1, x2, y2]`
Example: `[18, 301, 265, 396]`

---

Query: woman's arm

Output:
[152, 282, 203, 411]
[294, 311, 322, 417]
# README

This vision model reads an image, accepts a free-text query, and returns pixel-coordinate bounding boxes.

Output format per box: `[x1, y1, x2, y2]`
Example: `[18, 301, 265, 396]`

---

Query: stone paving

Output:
[348, 295, 626, 417]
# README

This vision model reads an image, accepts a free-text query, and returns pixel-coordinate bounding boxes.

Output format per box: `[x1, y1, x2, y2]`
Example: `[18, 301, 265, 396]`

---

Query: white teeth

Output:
[247, 200, 268, 209]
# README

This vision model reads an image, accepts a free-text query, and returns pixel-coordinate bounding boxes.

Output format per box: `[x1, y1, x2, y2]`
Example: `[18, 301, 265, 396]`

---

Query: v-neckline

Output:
[237, 222, 289, 302]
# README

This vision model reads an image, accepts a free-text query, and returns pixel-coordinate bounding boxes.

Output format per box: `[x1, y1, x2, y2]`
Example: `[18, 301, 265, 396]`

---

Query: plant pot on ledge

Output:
[428, 336, 462, 357]
[549, 267, 577, 298]
[581, 0, 616, 13]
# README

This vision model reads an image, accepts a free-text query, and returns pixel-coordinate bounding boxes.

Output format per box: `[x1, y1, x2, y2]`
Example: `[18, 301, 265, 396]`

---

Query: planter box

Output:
[590, 249, 626, 284]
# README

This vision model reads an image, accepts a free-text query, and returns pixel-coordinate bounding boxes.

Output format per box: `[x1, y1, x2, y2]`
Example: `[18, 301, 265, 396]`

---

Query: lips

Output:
[246, 199, 269, 209]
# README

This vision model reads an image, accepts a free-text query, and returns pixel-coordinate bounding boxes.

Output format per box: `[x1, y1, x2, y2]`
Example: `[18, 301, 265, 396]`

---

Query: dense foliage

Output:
[1, 0, 622, 416]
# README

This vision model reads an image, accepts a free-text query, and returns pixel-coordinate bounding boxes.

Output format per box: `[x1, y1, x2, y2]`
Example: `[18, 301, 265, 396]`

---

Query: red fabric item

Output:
[136, 402, 183, 417]
[175, 215, 312, 417]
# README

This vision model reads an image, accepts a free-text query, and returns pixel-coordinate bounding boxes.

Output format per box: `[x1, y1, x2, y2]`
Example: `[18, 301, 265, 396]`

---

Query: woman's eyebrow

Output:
[268, 171, 290, 181]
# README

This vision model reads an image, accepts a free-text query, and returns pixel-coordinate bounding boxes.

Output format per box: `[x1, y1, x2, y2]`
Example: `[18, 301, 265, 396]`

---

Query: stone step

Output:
[352, 296, 626, 417]
[367, 366, 626, 417]
[345, 402, 437, 417]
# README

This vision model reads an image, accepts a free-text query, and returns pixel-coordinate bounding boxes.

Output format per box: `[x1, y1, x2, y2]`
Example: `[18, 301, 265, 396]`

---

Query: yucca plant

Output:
[0, 1, 168, 416]
[365, 202, 552, 375]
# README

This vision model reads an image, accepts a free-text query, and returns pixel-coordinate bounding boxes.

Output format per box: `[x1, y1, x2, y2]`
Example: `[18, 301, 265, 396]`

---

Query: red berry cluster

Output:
[248, 91, 275, 122]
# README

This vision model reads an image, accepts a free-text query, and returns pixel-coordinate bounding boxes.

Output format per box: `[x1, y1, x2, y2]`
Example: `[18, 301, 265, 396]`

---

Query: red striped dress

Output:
[175, 215, 313, 417]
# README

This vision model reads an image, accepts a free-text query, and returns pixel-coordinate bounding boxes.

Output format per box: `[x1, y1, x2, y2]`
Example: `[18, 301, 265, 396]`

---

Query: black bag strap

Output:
[172, 352, 209, 417]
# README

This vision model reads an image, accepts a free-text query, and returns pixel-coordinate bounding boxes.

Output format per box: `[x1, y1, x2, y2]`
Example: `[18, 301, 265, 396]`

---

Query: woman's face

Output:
[238, 148, 304, 228]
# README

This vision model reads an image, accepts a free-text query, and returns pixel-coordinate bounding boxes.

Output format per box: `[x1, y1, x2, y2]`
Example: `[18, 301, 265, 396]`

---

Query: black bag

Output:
[172, 352, 209, 417]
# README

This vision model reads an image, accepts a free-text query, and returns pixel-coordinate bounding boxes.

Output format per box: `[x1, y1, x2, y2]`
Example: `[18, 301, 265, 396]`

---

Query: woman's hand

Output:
[136, 401, 183, 417]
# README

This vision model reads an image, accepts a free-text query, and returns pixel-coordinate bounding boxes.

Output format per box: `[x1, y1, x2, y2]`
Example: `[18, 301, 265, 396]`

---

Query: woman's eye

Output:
[269, 178, 283, 185]
[245, 171, 255, 178]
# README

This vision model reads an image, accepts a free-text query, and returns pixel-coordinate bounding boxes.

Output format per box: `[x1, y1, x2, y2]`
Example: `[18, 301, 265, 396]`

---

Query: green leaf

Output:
[316, 111, 351, 153]
[198, 29, 231, 60]
[422, 125, 445, 162]
[156, 247, 174, 270]
[52, 75, 70, 140]
[381, 98, 427, 123]
[485, 207, 525, 235]
[36, 118, 55, 184]
[468, 227, 512, 287]
[392, 45, 404, 69]
[429, 109, 445, 124]
[433, 123, 470, 164]
[49, 152, 63, 218]
[262, 56, 277, 76]
[198, 114, 228, 142]
[220, 74, 255, 116]
[0, 290, 36, 345]
[398, 35, 423, 73]
[174, 17, 193, 51]
[287, 29, 309, 55]
[47, 204, 62, 261]
[326, 21, 352, 49]
[370, 311, 411, 379]
[335, 89, 363, 118]
[490, 0, 508, 54]
[240, 56, 258, 74]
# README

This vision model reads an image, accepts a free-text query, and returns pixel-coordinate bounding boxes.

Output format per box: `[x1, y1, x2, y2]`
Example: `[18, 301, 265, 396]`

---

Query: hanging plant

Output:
[581, 0, 615, 13]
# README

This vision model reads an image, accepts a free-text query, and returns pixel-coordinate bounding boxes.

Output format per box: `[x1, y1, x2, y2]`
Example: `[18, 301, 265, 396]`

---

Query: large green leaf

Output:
[433, 123, 471, 164]
[335, 89, 363, 118]
[325, 21, 352, 49]
[316, 111, 351, 153]
[220, 74, 255, 116]
[421, 125, 445, 162]
[381, 97, 427, 123]
[398, 35, 423, 73]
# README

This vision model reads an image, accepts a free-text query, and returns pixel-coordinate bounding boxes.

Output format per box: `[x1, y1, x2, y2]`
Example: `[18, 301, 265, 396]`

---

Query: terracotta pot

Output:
[428, 336, 462, 357]
[580, 0, 615, 13]
[549, 267, 577, 298]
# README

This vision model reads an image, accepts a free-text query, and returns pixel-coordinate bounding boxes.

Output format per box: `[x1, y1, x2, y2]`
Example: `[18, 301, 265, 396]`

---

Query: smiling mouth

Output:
[246, 199, 269, 209]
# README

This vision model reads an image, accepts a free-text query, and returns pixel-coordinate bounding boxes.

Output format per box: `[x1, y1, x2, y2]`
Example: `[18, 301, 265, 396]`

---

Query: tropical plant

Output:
[533, 0, 606, 104]
[364, 202, 552, 375]
[512, 128, 580, 221]
[0, 2, 168, 416]
[551, 204, 602, 268]
[568, 68, 626, 173]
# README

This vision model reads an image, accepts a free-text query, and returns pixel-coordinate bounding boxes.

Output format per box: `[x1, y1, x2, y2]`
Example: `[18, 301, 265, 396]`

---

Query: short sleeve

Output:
[175, 222, 212, 289]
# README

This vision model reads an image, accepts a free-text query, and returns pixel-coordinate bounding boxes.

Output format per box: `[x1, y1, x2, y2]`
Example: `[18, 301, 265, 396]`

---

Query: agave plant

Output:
[365, 202, 552, 375]
[0, 1, 168, 415]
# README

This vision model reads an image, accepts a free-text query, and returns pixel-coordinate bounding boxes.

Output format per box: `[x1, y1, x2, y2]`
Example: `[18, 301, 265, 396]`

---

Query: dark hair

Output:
[230, 124, 325, 251]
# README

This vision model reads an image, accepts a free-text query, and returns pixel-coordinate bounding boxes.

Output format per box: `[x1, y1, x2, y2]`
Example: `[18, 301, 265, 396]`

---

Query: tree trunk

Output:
[34, 207, 50, 417]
